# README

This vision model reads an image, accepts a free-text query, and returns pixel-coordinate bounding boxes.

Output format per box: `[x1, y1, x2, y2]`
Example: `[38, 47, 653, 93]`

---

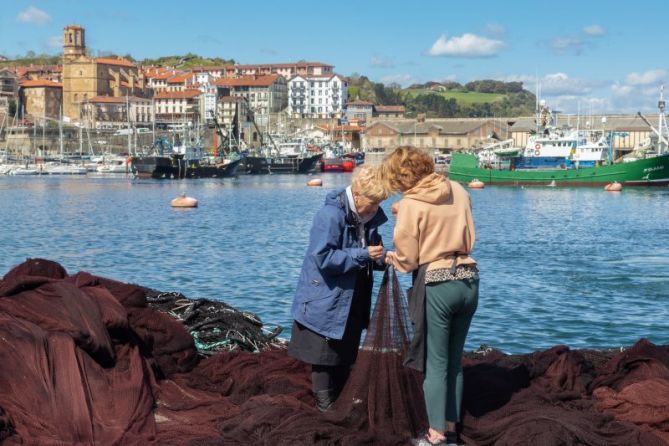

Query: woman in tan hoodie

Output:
[382, 146, 478, 446]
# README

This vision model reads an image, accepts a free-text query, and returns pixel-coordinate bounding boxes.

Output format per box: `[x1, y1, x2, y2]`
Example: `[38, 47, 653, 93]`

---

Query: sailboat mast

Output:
[126, 95, 132, 156]
[59, 107, 64, 158]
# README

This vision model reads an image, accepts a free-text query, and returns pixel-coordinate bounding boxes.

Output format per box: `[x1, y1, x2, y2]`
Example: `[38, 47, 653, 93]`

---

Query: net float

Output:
[468, 179, 485, 189]
[171, 193, 198, 207]
[307, 178, 323, 187]
[604, 182, 623, 192]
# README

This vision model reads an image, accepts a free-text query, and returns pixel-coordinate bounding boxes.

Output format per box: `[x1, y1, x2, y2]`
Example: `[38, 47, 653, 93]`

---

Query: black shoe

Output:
[445, 431, 461, 446]
[314, 389, 334, 412]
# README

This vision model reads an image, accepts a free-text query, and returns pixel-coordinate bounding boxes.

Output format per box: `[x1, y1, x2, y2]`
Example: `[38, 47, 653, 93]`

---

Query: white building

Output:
[288, 74, 347, 119]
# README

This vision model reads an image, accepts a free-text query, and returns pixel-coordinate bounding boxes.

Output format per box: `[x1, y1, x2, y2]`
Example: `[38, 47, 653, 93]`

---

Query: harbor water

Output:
[0, 173, 667, 353]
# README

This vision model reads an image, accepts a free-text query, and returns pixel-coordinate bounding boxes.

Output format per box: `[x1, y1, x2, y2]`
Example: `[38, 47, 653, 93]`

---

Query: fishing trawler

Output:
[448, 88, 669, 186]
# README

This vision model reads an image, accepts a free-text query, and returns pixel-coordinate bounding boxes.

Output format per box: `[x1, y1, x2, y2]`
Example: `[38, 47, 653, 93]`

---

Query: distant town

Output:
[0, 25, 661, 158]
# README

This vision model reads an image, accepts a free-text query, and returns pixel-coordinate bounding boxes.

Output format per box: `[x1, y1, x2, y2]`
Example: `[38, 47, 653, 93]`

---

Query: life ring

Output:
[534, 149, 541, 156]
[535, 143, 541, 150]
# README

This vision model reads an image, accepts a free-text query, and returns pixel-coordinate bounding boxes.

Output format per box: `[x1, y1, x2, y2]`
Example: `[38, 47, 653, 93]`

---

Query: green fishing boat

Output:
[448, 151, 669, 186]
[449, 87, 669, 187]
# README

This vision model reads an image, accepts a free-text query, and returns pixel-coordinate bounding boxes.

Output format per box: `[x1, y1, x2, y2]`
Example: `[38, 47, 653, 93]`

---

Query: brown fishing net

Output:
[326, 267, 428, 437]
[0, 258, 668, 445]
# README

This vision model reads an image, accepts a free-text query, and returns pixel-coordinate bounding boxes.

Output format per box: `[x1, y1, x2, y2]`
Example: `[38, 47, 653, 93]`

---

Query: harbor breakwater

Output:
[0, 258, 667, 445]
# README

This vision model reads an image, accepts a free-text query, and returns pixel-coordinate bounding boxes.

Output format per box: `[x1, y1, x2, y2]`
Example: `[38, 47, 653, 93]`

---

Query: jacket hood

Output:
[403, 173, 451, 204]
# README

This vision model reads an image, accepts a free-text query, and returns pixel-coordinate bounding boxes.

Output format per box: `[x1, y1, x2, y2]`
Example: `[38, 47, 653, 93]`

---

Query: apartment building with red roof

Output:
[18, 79, 62, 119]
[213, 74, 287, 116]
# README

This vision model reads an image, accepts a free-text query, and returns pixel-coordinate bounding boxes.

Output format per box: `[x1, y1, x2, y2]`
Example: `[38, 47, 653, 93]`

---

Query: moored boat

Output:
[449, 88, 669, 187]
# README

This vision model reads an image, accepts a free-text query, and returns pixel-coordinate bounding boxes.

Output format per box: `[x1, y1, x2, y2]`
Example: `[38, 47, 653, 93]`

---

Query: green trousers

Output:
[423, 276, 479, 430]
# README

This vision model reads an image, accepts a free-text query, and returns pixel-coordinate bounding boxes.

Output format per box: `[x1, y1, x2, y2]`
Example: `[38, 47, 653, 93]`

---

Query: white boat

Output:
[46, 164, 87, 175]
[9, 167, 39, 175]
[96, 161, 129, 173]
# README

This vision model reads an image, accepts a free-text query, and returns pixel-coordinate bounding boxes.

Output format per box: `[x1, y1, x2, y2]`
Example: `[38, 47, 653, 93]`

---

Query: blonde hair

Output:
[381, 146, 435, 192]
[351, 165, 391, 202]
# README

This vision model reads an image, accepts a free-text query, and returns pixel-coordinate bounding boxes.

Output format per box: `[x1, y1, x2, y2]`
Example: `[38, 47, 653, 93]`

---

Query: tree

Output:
[8, 99, 17, 117]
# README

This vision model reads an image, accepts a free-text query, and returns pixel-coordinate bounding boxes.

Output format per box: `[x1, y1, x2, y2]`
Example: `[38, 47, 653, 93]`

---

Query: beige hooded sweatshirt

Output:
[391, 173, 476, 273]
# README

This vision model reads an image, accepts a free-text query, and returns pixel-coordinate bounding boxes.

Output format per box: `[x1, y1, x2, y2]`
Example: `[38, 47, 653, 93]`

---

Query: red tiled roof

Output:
[96, 57, 136, 68]
[154, 89, 201, 99]
[213, 74, 280, 88]
[19, 79, 62, 88]
[375, 105, 406, 113]
[317, 124, 363, 132]
[167, 72, 194, 84]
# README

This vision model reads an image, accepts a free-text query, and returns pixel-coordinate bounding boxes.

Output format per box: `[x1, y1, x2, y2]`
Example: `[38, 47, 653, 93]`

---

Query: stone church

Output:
[62, 25, 148, 121]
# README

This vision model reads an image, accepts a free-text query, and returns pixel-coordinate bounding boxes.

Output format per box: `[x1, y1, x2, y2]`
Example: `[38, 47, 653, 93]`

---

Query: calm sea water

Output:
[0, 173, 667, 353]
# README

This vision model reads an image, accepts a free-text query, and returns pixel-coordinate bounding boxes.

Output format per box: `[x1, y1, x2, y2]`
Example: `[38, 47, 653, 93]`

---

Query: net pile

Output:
[0, 258, 667, 445]
[326, 267, 428, 438]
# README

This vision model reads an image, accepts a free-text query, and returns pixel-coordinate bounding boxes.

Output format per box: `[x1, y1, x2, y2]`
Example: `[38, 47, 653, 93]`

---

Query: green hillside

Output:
[403, 89, 507, 105]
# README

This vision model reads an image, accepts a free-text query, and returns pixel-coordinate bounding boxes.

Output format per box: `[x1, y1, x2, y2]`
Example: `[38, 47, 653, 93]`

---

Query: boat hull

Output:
[239, 156, 270, 175]
[267, 153, 322, 174]
[447, 153, 669, 186]
[131, 156, 240, 179]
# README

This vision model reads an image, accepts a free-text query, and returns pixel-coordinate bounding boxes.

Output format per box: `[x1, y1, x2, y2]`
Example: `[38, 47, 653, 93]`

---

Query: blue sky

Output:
[2, 0, 668, 114]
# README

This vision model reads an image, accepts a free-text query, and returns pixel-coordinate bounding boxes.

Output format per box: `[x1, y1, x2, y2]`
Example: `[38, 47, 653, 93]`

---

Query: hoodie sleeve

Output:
[310, 207, 369, 275]
[391, 202, 420, 273]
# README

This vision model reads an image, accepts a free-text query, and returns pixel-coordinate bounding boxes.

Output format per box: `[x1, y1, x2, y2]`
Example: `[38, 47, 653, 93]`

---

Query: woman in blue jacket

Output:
[288, 166, 390, 412]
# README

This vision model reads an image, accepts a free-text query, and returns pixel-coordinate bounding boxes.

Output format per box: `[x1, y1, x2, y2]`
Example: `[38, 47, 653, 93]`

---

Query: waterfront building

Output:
[362, 119, 509, 153]
[153, 89, 201, 125]
[16, 65, 62, 83]
[214, 75, 287, 116]
[373, 105, 405, 119]
[287, 74, 347, 119]
[80, 96, 153, 129]
[18, 79, 63, 120]
[345, 100, 374, 121]
[216, 96, 248, 130]
[61, 25, 148, 123]
[166, 72, 198, 92]
[0, 68, 19, 103]
[144, 68, 177, 93]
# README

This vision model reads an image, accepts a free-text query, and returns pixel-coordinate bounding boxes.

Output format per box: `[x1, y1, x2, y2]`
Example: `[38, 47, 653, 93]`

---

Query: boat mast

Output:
[658, 85, 667, 155]
[126, 95, 132, 156]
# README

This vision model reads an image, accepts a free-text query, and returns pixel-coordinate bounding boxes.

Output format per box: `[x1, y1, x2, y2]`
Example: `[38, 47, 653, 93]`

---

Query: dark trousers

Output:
[311, 364, 351, 396]
[424, 277, 479, 430]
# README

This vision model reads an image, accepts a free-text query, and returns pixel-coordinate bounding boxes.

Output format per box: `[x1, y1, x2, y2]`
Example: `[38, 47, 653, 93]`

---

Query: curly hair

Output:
[351, 165, 391, 202]
[380, 146, 435, 192]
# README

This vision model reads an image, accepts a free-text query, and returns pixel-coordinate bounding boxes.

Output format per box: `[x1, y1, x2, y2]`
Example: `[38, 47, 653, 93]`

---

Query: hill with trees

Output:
[347, 75, 535, 118]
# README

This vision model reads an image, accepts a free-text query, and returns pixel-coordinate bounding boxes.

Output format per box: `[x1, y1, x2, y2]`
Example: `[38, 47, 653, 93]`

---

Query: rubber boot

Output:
[315, 389, 334, 412]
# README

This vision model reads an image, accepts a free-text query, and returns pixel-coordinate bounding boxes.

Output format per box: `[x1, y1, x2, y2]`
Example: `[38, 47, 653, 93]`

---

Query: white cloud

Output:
[379, 74, 417, 87]
[370, 56, 395, 69]
[624, 69, 667, 86]
[498, 73, 597, 96]
[48, 36, 62, 48]
[427, 33, 504, 58]
[17, 7, 51, 25]
[583, 25, 606, 36]
[551, 36, 583, 55]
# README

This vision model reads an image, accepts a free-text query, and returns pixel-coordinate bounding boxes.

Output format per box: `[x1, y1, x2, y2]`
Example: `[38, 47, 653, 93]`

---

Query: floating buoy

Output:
[468, 179, 485, 189]
[307, 178, 323, 187]
[604, 182, 623, 192]
[171, 193, 198, 207]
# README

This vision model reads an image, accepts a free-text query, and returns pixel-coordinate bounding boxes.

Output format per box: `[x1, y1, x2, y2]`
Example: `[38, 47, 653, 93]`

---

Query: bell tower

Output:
[63, 25, 85, 58]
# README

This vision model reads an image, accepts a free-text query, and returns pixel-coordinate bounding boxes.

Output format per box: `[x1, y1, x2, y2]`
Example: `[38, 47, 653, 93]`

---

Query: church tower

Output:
[63, 25, 86, 58]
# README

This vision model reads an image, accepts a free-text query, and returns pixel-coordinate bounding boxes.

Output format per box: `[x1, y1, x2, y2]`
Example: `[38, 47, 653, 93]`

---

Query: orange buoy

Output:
[171, 193, 198, 207]
[307, 178, 323, 187]
[604, 182, 623, 192]
[468, 179, 485, 189]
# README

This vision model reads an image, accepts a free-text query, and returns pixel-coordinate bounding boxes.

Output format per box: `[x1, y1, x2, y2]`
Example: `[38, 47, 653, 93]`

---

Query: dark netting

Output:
[0, 258, 668, 445]
[326, 267, 428, 439]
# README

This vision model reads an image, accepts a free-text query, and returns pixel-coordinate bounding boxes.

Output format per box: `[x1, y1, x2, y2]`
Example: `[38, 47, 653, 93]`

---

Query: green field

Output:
[402, 89, 507, 105]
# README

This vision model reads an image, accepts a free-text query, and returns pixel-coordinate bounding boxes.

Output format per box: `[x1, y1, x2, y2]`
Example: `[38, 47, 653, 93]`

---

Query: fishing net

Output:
[327, 266, 428, 438]
[1, 258, 668, 445]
